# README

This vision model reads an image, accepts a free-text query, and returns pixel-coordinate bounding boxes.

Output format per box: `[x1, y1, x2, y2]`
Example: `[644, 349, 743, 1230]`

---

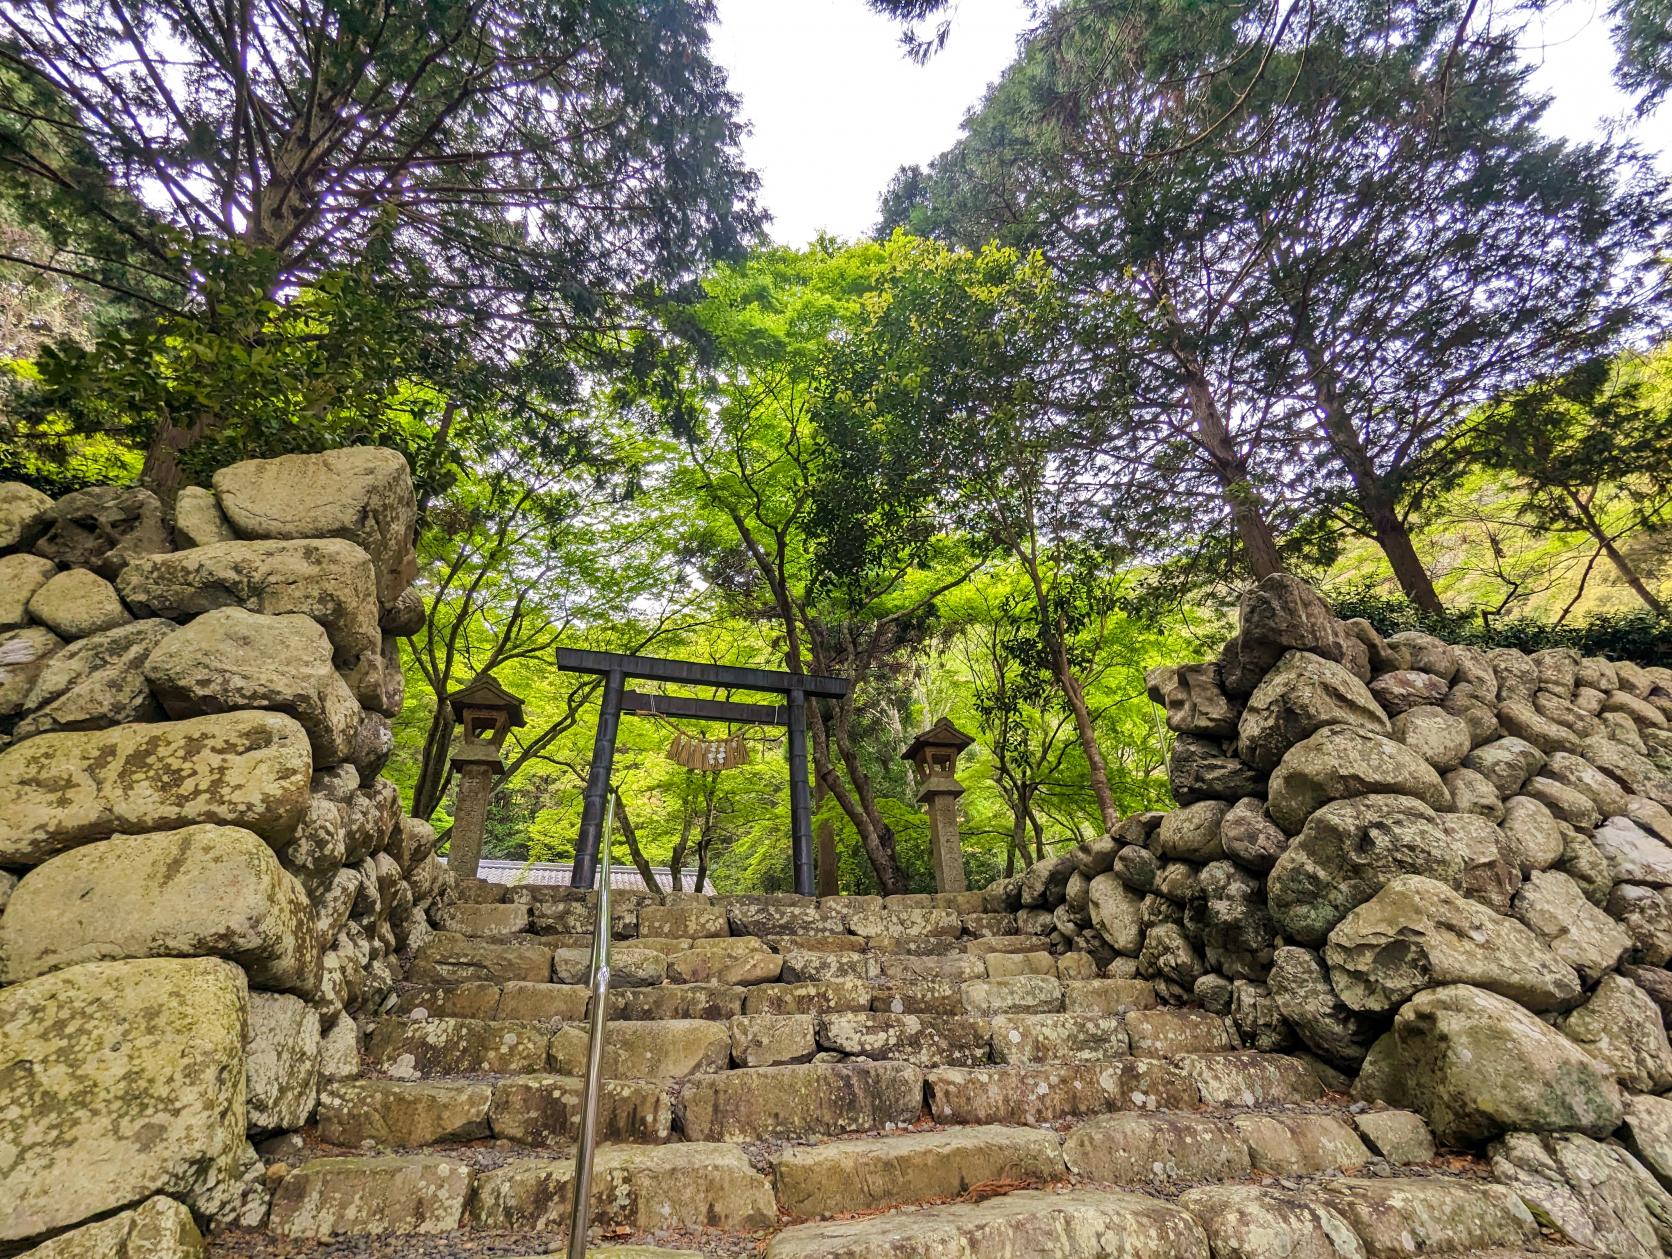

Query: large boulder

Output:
[143, 608, 360, 765]
[1500, 794, 1565, 872]
[1558, 974, 1672, 1094]
[1266, 725, 1449, 834]
[1086, 873, 1142, 956]
[118, 539, 380, 659]
[1153, 801, 1230, 862]
[1168, 734, 1264, 803]
[0, 958, 256, 1243]
[13, 1196, 204, 1258]
[1146, 663, 1238, 738]
[1593, 816, 1672, 887]
[12, 619, 175, 740]
[214, 448, 416, 609]
[0, 711, 312, 865]
[1512, 870, 1631, 984]
[246, 992, 322, 1135]
[0, 554, 57, 629]
[1266, 795, 1462, 945]
[1189, 860, 1276, 980]
[1219, 797, 1288, 872]
[1438, 813, 1521, 915]
[0, 482, 53, 550]
[0, 824, 321, 996]
[1355, 984, 1622, 1146]
[1323, 875, 1580, 1014]
[1391, 705, 1472, 772]
[31, 486, 170, 578]
[1220, 574, 1355, 696]
[23, 569, 131, 640]
[1463, 737, 1546, 797]
[1234, 650, 1389, 772]
[1491, 1132, 1672, 1259]
[0, 627, 63, 717]
[1267, 946, 1380, 1068]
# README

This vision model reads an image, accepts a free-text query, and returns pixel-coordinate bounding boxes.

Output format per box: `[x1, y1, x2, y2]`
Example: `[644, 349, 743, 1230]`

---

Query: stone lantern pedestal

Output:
[901, 717, 975, 893]
[445, 674, 526, 881]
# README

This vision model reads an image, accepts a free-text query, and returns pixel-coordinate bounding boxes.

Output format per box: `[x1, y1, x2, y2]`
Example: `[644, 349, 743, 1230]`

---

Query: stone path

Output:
[210, 885, 1584, 1258]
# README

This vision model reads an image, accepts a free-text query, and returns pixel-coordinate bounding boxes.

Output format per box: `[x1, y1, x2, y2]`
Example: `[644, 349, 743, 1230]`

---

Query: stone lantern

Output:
[446, 673, 525, 880]
[901, 716, 975, 893]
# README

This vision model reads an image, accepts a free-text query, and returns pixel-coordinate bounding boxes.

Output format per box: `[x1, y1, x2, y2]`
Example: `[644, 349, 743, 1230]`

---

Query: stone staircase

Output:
[220, 883, 1572, 1258]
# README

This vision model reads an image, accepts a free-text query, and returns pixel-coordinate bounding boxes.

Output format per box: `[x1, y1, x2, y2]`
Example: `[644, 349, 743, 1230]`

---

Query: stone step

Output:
[386, 976, 1182, 1028]
[765, 1187, 1209, 1259]
[317, 1076, 675, 1148]
[364, 1007, 1256, 1077]
[677, 1060, 925, 1143]
[1061, 1110, 1372, 1183]
[267, 1144, 776, 1238]
[770, 1124, 1067, 1219]
[760, 1175, 1538, 1259]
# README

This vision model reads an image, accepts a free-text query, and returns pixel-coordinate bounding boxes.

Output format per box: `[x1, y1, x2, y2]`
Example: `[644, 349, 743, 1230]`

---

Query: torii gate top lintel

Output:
[555, 648, 850, 895]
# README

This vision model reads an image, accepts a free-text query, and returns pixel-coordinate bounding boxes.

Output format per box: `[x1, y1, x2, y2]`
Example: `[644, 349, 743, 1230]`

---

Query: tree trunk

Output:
[814, 776, 838, 896]
[140, 412, 217, 507]
[1566, 490, 1667, 616]
[1180, 366, 1286, 579]
[411, 704, 456, 819]
[1015, 551, 1123, 835]
[809, 701, 908, 894]
[611, 790, 663, 894]
[1292, 330, 1443, 612]
[1007, 810, 1025, 879]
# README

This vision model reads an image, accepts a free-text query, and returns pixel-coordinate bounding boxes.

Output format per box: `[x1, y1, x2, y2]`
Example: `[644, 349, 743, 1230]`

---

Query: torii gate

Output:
[556, 649, 850, 896]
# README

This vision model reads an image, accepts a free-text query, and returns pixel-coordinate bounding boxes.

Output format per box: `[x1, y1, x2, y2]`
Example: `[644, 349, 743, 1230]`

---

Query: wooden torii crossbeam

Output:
[555, 649, 850, 895]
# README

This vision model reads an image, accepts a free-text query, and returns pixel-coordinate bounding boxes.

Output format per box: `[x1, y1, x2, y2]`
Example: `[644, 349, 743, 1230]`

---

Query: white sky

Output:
[710, 0, 1670, 247]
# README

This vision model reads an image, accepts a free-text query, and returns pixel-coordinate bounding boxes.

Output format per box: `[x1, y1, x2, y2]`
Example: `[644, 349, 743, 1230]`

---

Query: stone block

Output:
[1124, 1008, 1234, 1056]
[0, 824, 321, 997]
[1352, 1110, 1436, 1165]
[1063, 1113, 1249, 1183]
[1313, 1179, 1537, 1259]
[772, 1125, 1066, 1219]
[0, 958, 252, 1242]
[467, 1144, 775, 1233]
[1062, 978, 1158, 1014]
[317, 1080, 493, 1148]
[609, 984, 745, 1021]
[1173, 1052, 1323, 1106]
[549, 1018, 729, 1079]
[13, 1195, 203, 1259]
[765, 1188, 1208, 1259]
[1177, 1186, 1364, 1259]
[743, 979, 871, 1015]
[0, 710, 312, 865]
[925, 1060, 1197, 1125]
[407, 934, 551, 985]
[495, 981, 589, 1023]
[487, 1075, 672, 1145]
[267, 1155, 474, 1237]
[246, 991, 320, 1134]
[677, 1061, 924, 1143]
[730, 1014, 817, 1067]
[364, 1017, 549, 1076]
[815, 1012, 991, 1067]
[430, 902, 530, 936]
[960, 974, 1063, 1014]
[638, 903, 730, 938]
[1231, 1113, 1370, 1174]
[989, 1013, 1127, 1064]
[214, 447, 416, 608]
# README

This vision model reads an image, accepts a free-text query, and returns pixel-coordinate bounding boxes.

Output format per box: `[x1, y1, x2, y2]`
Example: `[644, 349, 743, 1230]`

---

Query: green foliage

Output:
[1328, 581, 1672, 668]
[1610, 0, 1672, 112]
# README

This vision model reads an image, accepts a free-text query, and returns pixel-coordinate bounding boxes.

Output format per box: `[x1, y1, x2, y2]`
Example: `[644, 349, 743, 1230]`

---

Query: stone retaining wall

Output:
[1001, 574, 1672, 1152]
[0, 451, 447, 1252]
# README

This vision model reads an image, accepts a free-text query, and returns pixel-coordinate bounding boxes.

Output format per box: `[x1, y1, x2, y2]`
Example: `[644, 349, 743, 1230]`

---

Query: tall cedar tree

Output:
[0, 0, 758, 491]
[884, 0, 1669, 608]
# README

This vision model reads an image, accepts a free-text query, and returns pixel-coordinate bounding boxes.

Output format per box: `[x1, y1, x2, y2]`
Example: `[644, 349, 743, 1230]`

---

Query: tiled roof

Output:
[441, 856, 714, 894]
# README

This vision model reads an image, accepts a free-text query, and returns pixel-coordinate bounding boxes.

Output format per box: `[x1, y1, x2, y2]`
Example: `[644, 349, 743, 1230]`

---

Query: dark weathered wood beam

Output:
[556, 648, 850, 699]
[620, 691, 790, 726]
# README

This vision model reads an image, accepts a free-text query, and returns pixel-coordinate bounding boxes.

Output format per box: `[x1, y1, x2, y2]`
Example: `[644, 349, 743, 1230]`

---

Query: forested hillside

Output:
[2, 0, 1669, 894]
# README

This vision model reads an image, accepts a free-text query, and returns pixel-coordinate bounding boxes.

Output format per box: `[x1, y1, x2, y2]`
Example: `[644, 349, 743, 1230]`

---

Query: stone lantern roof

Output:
[900, 715, 975, 763]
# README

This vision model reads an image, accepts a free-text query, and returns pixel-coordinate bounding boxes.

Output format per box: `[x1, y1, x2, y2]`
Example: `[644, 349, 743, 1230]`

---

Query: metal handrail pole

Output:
[566, 791, 616, 1259]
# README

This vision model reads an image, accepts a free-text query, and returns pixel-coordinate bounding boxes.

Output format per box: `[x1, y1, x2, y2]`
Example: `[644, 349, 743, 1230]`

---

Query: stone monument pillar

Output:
[445, 673, 526, 881]
[901, 717, 976, 893]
